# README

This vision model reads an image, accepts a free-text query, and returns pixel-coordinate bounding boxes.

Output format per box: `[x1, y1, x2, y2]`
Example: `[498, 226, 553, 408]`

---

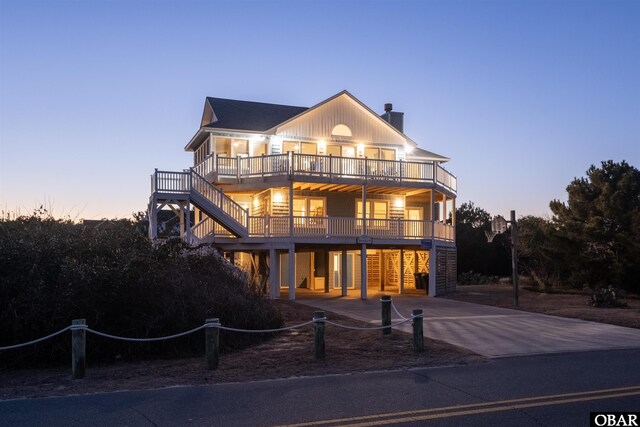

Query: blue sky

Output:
[1, 0, 638, 220]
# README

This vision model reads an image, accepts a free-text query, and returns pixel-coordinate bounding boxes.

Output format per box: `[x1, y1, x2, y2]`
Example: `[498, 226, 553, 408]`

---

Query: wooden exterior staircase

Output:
[149, 169, 248, 240]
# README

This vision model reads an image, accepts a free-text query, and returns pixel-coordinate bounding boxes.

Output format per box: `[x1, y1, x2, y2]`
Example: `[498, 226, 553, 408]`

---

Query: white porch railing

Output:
[152, 169, 248, 230]
[240, 216, 454, 241]
[192, 217, 216, 241]
[151, 169, 455, 242]
[193, 152, 456, 193]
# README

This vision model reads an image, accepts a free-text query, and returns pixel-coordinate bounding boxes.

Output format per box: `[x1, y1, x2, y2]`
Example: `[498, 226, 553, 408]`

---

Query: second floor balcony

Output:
[191, 215, 455, 243]
[194, 152, 457, 195]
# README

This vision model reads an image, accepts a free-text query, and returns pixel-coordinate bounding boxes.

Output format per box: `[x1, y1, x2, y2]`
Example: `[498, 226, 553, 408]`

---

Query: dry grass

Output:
[447, 282, 640, 329]
[0, 300, 483, 400]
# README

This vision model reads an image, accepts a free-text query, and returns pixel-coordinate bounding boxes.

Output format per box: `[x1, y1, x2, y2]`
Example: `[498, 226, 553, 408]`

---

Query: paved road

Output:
[2, 349, 639, 426]
[297, 293, 640, 357]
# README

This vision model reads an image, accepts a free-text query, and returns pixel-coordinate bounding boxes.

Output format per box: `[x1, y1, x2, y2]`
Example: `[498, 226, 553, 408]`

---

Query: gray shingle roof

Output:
[203, 97, 308, 131]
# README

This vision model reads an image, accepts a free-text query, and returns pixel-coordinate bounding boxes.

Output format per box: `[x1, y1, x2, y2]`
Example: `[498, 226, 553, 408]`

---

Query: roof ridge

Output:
[206, 96, 307, 110]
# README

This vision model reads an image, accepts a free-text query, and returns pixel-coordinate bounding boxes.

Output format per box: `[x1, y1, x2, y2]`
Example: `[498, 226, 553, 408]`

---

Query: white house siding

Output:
[275, 94, 406, 146]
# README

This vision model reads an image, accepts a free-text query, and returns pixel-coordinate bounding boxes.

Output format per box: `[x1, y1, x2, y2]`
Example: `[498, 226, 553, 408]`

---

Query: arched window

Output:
[331, 124, 352, 137]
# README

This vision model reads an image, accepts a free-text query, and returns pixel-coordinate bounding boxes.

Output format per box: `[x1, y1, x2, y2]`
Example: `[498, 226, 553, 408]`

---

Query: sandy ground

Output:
[7, 284, 634, 401]
[0, 300, 483, 400]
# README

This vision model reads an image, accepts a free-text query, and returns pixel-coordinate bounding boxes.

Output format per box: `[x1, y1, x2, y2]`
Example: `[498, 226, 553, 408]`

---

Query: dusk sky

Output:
[1, 0, 638, 220]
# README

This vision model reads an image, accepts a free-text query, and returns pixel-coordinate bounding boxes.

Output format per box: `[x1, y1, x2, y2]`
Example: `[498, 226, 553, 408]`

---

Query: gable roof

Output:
[203, 97, 308, 132]
[268, 90, 417, 146]
[187, 91, 449, 163]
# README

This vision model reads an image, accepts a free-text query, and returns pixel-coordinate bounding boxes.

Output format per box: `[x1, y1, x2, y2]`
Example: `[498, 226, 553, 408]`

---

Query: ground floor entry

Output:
[229, 246, 456, 298]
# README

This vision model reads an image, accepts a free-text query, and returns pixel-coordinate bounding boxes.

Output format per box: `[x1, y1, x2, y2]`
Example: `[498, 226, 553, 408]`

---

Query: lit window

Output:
[331, 124, 352, 137]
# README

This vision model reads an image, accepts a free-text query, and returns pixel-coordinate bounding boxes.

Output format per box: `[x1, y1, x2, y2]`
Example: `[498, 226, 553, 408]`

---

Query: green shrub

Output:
[457, 271, 499, 285]
[0, 214, 282, 368]
[584, 286, 628, 308]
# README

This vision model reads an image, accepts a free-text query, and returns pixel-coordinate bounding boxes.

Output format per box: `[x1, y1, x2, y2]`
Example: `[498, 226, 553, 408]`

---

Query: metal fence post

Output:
[314, 311, 325, 359]
[205, 318, 220, 370]
[71, 319, 86, 379]
[381, 295, 391, 335]
[412, 309, 424, 352]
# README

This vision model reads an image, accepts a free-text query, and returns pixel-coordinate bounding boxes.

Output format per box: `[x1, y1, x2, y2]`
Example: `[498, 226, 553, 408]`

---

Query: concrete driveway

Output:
[295, 292, 640, 358]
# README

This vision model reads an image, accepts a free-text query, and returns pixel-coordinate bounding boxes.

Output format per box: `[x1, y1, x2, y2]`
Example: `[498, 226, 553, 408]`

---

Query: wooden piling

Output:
[205, 318, 220, 370]
[71, 319, 86, 379]
[314, 311, 325, 359]
[381, 295, 391, 335]
[412, 309, 424, 352]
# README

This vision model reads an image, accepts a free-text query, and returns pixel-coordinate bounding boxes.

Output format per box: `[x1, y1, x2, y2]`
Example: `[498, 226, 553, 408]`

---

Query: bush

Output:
[457, 271, 499, 285]
[584, 286, 628, 308]
[0, 214, 283, 368]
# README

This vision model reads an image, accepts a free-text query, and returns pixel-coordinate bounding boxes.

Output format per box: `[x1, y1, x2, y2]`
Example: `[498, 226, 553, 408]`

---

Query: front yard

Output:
[446, 283, 640, 329]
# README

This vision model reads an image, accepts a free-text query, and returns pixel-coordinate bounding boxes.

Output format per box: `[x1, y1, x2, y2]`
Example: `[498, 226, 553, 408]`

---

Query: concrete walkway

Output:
[295, 291, 640, 358]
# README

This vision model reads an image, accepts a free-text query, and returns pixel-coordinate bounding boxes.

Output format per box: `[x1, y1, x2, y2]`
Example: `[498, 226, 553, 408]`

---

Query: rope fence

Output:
[0, 326, 72, 351]
[0, 295, 424, 378]
[391, 301, 410, 321]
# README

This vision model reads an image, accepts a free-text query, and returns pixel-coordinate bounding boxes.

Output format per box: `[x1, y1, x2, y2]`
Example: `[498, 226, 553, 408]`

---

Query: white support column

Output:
[289, 183, 294, 237]
[269, 248, 279, 300]
[185, 200, 192, 244]
[179, 202, 185, 238]
[452, 197, 456, 243]
[399, 249, 405, 294]
[429, 245, 437, 296]
[431, 190, 437, 245]
[360, 244, 367, 300]
[362, 185, 367, 236]
[341, 249, 348, 296]
[288, 245, 295, 301]
[148, 197, 157, 240]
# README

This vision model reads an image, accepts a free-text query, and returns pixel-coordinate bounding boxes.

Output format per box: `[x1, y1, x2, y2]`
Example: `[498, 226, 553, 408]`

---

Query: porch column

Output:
[324, 250, 330, 293]
[185, 200, 191, 244]
[269, 248, 279, 299]
[452, 198, 456, 243]
[361, 185, 367, 236]
[209, 133, 215, 156]
[289, 183, 294, 238]
[257, 252, 267, 294]
[178, 203, 185, 238]
[360, 244, 367, 300]
[399, 249, 405, 295]
[428, 246, 436, 296]
[288, 245, 295, 301]
[148, 198, 158, 240]
[341, 249, 348, 296]
[431, 190, 436, 239]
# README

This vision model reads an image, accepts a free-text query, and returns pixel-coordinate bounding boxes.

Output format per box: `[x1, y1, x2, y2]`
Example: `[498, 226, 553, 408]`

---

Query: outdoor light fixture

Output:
[357, 144, 365, 157]
[273, 191, 284, 204]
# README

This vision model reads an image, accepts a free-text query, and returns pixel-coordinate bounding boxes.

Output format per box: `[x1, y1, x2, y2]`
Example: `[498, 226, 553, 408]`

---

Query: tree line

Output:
[456, 160, 640, 293]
